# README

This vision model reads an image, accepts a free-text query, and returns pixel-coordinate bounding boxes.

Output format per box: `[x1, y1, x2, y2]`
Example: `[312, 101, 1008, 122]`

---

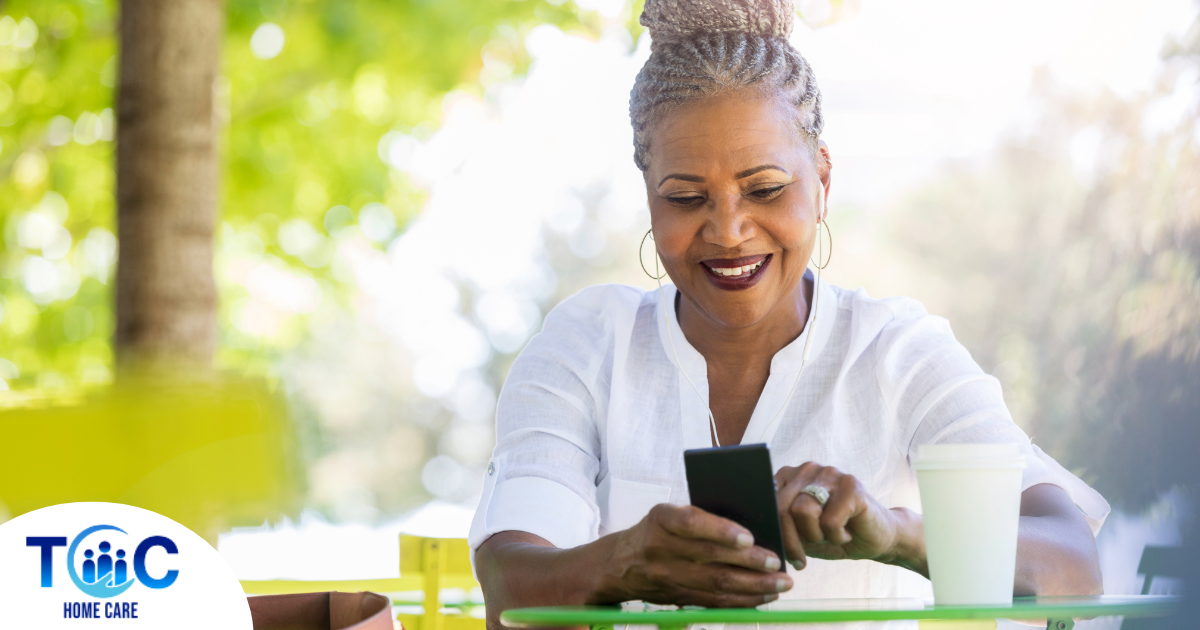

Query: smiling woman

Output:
[469, 1, 1110, 629]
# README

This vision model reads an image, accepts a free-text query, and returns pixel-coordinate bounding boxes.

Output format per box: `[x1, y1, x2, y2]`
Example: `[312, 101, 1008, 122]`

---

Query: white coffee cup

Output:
[914, 443, 1026, 605]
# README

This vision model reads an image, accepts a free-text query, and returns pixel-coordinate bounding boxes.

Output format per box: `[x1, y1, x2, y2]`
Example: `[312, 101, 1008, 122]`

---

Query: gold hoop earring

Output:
[812, 219, 833, 270]
[639, 228, 667, 280]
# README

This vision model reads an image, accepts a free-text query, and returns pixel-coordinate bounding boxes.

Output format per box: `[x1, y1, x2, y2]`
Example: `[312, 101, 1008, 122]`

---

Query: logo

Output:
[27, 525, 179, 598]
[1, 502, 252, 628]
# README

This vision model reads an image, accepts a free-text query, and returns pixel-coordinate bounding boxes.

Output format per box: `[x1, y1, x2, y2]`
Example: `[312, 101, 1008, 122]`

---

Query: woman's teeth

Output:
[710, 259, 765, 277]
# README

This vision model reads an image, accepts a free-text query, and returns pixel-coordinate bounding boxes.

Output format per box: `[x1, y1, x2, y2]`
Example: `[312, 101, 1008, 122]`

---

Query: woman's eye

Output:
[749, 186, 785, 199]
[667, 195, 704, 206]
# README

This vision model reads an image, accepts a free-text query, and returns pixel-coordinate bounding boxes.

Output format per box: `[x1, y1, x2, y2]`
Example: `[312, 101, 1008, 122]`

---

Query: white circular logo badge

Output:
[0, 502, 252, 628]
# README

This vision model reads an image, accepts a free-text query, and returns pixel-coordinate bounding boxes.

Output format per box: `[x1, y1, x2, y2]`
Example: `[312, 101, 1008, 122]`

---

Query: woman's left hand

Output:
[775, 462, 915, 571]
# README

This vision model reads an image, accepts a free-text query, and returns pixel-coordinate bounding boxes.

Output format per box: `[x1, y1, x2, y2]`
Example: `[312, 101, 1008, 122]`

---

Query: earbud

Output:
[817, 181, 826, 225]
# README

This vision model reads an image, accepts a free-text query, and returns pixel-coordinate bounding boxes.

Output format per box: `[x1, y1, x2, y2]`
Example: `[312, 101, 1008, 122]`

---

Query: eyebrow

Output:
[736, 164, 789, 179]
[657, 164, 790, 188]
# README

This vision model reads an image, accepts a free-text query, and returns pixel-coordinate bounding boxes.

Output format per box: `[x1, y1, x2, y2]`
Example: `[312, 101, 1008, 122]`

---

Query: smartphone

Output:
[684, 443, 787, 569]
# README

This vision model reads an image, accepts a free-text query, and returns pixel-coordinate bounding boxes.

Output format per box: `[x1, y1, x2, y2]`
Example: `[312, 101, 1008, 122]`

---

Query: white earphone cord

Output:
[656, 184, 825, 448]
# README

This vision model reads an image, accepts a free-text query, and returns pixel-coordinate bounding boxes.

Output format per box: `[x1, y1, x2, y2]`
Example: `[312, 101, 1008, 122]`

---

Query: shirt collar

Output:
[654, 268, 837, 378]
[654, 283, 708, 377]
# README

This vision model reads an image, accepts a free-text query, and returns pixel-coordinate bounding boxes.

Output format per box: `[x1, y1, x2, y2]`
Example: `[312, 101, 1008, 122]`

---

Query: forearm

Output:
[876, 506, 1101, 597]
[475, 531, 627, 629]
[1013, 514, 1103, 596]
[881, 485, 1101, 595]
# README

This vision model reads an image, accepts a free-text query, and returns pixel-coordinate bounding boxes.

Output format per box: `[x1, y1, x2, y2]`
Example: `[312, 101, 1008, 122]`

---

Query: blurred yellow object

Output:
[240, 535, 484, 630]
[0, 379, 304, 544]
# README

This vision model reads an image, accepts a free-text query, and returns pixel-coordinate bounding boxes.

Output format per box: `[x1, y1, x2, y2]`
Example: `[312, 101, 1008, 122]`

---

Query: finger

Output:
[665, 561, 793, 597]
[777, 498, 807, 570]
[773, 465, 802, 488]
[654, 504, 753, 548]
[808, 467, 855, 545]
[782, 464, 829, 542]
[790, 490, 827, 544]
[666, 536, 783, 573]
[776, 462, 823, 567]
[818, 475, 869, 546]
[775, 461, 822, 510]
[816, 483, 859, 546]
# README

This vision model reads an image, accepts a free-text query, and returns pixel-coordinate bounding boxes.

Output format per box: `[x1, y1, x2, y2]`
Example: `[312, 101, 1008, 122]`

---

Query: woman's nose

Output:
[703, 195, 755, 248]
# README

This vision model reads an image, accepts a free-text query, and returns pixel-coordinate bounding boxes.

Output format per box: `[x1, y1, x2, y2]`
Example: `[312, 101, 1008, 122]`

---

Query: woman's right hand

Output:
[596, 503, 793, 607]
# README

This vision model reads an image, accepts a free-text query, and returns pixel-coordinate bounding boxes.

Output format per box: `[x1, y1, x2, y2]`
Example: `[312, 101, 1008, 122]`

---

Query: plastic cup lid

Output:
[913, 443, 1026, 470]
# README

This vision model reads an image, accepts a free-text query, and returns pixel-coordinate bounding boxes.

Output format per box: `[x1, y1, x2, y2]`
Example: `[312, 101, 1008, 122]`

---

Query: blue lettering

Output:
[64, 602, 71, 618]
[134, 536, 178, 589]
[103, 602, 138, 619]
[26, 537, 67, 587]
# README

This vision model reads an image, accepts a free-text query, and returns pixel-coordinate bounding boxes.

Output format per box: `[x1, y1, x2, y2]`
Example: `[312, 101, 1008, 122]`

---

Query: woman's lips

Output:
[700, 254, 771, 291]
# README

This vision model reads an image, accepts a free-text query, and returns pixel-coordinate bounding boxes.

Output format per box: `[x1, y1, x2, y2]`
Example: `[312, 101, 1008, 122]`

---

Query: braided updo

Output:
[629, 0, 823, 171]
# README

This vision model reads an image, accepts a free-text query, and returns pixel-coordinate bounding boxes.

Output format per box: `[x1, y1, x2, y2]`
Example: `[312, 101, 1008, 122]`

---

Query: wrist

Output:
[585, 530, 636, 604]
[879, 508, 928, 577]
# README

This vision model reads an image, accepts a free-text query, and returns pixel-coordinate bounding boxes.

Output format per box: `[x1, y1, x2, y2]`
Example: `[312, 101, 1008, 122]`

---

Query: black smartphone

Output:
[684, 443, 787, 569]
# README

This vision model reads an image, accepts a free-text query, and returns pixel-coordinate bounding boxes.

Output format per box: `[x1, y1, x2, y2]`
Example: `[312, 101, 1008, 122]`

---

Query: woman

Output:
[470, 0, 1109, 626]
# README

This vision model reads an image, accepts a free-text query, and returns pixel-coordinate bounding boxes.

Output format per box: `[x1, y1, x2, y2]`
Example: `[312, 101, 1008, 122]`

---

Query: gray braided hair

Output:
[629, 0, 823, 171]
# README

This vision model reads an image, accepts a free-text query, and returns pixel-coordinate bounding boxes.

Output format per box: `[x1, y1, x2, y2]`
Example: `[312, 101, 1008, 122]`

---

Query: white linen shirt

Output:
[469, 275, 1109, 619]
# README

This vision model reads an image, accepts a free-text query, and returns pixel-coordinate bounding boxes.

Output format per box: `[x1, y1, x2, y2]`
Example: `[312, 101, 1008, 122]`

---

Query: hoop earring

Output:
[811, 219, 833, 270]
[640, 228, 667, 280]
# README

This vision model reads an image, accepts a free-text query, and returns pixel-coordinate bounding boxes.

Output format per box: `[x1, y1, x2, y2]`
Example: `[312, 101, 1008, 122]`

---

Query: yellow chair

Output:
[240, 534, 485, 630]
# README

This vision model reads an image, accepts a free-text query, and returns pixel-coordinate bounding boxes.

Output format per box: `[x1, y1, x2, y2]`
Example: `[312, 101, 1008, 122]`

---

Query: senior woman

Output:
[469, 0, 1109, 626]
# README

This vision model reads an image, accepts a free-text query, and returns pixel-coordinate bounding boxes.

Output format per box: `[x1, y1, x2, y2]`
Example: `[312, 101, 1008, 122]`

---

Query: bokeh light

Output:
[250, 22, 285, 60]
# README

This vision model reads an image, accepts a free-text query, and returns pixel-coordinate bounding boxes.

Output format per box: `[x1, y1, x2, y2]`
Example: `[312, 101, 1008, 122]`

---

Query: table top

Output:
[500, 595, 1180, 626]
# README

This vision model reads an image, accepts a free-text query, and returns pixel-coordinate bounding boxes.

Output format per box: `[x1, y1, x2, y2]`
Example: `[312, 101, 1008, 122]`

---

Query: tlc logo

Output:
[27, 524, 180, 598]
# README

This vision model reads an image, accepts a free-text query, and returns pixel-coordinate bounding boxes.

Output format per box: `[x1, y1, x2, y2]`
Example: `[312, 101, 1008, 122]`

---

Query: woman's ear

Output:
[817, 140, 833, 205]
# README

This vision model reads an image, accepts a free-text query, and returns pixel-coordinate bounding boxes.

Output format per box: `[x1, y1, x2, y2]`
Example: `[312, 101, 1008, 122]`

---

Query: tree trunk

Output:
[115, 0, 223, 372]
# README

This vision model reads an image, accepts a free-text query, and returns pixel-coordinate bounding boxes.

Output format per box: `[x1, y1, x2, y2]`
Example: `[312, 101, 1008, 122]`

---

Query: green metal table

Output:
[500, 595, 1179, 630]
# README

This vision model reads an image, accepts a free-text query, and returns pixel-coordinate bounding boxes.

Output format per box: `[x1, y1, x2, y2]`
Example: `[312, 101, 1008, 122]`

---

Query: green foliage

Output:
[0, 2, 117, 393]
[0, 0, 588, 392]
[888, 17, 1200, 511]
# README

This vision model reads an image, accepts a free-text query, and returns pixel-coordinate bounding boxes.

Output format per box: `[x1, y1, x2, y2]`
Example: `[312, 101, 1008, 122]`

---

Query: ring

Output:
[801, 484, 829, 507]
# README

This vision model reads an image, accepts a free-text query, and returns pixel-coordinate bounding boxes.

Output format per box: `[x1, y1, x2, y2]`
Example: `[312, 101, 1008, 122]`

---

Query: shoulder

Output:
[521, 283, 650, 365]
[547, 283, 649, 320]
[826, 285, 966, 378]
[541, 283, 650, 334]
[830, 284, 954, 343]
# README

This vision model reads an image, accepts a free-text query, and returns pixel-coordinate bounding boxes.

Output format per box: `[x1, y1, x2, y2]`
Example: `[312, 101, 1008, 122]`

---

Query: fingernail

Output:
[762, 593, 779, 603]
[791, 560, 805, 571]
[764, 556, 781, 571]
[775, 578, 791, 592]
[736, 532, 753, 548]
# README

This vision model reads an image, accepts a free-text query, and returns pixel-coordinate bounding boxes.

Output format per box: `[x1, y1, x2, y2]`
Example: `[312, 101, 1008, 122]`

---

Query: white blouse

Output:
[469, 274, 1110, 619]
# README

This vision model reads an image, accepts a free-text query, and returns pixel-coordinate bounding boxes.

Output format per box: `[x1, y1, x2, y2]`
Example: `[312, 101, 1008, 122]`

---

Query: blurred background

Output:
[0, 0, 1197, 624]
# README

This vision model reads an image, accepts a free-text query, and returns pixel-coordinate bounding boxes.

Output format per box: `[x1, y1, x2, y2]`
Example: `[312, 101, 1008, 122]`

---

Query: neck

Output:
[675, 274, 815, 370]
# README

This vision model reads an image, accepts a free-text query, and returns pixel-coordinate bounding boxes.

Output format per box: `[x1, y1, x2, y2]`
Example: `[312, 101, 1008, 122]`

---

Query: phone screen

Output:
[684, 443, 787, 569]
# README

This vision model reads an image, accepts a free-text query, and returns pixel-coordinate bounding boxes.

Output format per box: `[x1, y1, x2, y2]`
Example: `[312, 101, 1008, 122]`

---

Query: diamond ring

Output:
[801, 484, 830, 507]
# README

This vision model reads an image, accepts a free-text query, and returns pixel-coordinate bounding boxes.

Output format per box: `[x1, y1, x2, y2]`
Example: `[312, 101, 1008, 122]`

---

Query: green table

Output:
[501, 595, 1179, 630]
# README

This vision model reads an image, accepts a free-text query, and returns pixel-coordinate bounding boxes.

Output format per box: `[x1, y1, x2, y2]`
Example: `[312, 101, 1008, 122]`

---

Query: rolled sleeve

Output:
[469, 287, 627, 573]
[469, 472, 599, 552]
[877, 300, 1111, 535]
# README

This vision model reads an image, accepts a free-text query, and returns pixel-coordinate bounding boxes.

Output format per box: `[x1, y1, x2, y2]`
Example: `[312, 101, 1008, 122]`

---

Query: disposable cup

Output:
[914, 443, 1026, 606]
